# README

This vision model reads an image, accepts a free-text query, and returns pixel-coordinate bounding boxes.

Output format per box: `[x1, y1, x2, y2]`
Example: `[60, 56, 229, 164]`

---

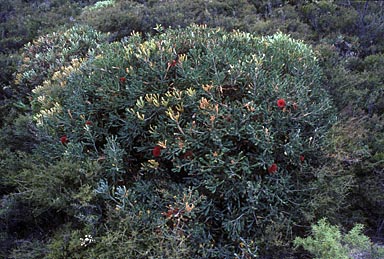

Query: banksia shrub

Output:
[14, 24, 106, 96]
[32, 25, 338, 257]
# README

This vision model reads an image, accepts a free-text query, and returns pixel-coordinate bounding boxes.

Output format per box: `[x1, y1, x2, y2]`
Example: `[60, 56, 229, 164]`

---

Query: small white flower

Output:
[80, 234, 95, 247]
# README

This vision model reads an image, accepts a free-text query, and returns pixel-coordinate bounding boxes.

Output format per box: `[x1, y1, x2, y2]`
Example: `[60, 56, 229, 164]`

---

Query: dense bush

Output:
[79, 0, 151, 40]
[79, 0, 260, 40]
[0, 114, 41, 152]
[300, 1, 358, 36]
[45, 182, 201, 259]
[29, 24, 345, 257]
[327, 112, 384, 230]
[0, 0, 96, 86]
[315, 38, 384, 237]
[294, 218, 384, 259]
[0, 0, 97, 51]
[14, 24, 107, 97]
[0, 53, 19, 86]
[0, 147, 101, 258]
[323, 53, 384, 116]
[250, 4, 315, 42]
[1, 1, 384, 258]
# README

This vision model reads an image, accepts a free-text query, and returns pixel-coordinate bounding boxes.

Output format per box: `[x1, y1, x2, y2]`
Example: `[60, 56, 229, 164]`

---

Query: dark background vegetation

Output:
[1, 0, 383, 258]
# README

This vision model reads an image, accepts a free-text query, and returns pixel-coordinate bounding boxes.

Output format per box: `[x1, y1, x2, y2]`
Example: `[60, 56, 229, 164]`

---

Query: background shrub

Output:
[0, 147, 101, 258]
[79, 0, 151, 40]
[294, 218, 384, 259]
[44, 183, 201, 259]
[78, 0, 260, 40]
[299, 1, 358, 36]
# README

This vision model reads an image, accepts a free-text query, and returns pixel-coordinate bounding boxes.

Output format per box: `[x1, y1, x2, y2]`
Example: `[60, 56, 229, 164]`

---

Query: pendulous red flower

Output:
[60, 135, 68, 144]
[153, 145, 162, 157]
[168, 59, 178, 68]
[268, 163, 278, 174]
[182, 150, 194, 160]
[277, 98, 286, 109]
[300, 155, 305, 162]
[119, 77, 126, 83]
[85, 120, 92, 126]
[162, 207, 180, 219]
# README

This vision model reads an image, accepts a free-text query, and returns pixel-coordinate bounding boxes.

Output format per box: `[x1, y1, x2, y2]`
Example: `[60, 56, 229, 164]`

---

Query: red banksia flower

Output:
[60, 135, 68, 144]
[85, 120, 92, 126]
[182, 150, 194, 160]
[268, 163, 278, 174]
[119, 77, 126, 83]
[300, 155, 305, 162]
[162, 207, 180, 219]
[153, 145, 161, 157]
[168, 59, 178, 68]
[277, 99, 286, 109]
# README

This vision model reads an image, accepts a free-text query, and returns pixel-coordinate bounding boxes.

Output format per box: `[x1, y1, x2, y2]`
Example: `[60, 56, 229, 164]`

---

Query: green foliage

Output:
[313, 35, 384, 230]
[350, 1, 384, 54]
[1, 1, 384, 258]
[302, 164, 354, 223]
[344, 224, 371, 252]
[0, 0, 94, 50]
[7, 240, 47, 259]
[0, 114, 40, 152]
[0, 145, 102, 257]
[295, 219, 349, 259]
[300, 1, 358, 36]
[327, 53, 384, 115]
[250, 4, 315, 42]
[2, 150, 101, 217]
[30, 25, 341, 257]
[321, 108, 383, 228]
[45, 183, 202, 259]
[294, 219, 384, 259]
[88, 0, 116, 10]
[78, 0, 152, 40]
[0, 53, 20, 85]
[14, 24, 107, 96]
[79, 0, 260, 40]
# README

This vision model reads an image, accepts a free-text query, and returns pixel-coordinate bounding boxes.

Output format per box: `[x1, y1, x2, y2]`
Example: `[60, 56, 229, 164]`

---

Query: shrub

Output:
[335, 113, 384, 230]
[78, 0, 152, 40]
[0, 53, 20, 86]
[0, 147, 102, 258]
[250, 4, 315, 42]
[320, 48, 384, 115]
[300, 1, 358, 36]
[0, 0, 90, 50]
[149, 0, 259, 32]
[7, 239, 47, 259]
[88, 0, 116, 10]
[319, 45, 384, 234]
[14, 24, 107, 96]
[294, 218, 384, 259]
[350, 1, 384, 55]
[31, 25, 338, 257]
[1, 147, 101, 219]
[79, 0, 260, 40]
[45, 183, 201, 259]
[0, 114, 41, 152]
